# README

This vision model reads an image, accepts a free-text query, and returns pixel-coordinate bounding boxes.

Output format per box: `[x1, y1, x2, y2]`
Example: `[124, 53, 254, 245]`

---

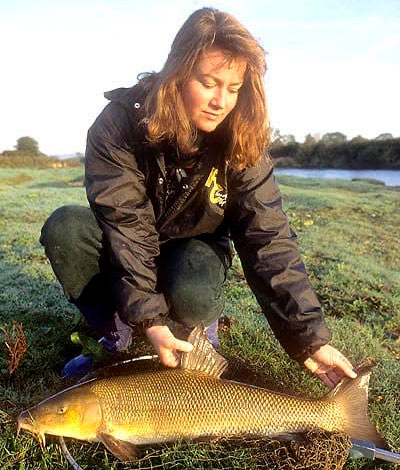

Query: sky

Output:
[1, 0, 399, 156]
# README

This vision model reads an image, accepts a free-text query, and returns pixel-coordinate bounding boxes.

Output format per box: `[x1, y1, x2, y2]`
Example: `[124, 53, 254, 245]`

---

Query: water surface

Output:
[274, 168, 400, 187]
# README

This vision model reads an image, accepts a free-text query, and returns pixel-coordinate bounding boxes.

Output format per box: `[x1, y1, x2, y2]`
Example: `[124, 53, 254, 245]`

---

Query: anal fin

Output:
[98, 432, 139, 461]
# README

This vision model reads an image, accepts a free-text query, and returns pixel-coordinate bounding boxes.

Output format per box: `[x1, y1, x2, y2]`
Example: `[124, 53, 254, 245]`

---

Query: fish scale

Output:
[90, 369, 344, 444]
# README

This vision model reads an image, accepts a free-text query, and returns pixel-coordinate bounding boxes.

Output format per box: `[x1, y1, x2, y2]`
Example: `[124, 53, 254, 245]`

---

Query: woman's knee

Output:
[39, 205, 103, 300]
[168, 281, 224, 327]
[162, 239, 227, 327]
[40, 205, 101, 253]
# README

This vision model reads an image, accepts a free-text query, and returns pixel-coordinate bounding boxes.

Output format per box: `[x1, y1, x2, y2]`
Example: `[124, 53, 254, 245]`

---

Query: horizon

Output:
[1, 0, 399, 155]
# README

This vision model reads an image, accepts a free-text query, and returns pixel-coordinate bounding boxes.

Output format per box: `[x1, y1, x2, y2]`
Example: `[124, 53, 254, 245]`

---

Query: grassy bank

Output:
[0, 167, 399, 469]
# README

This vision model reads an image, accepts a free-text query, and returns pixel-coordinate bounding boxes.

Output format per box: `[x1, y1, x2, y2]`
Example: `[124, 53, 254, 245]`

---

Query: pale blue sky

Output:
[1, 0, 399, 155]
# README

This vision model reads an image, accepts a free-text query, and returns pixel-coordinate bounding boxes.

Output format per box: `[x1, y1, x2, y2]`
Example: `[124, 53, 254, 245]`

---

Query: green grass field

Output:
[0, 167, 399, 469]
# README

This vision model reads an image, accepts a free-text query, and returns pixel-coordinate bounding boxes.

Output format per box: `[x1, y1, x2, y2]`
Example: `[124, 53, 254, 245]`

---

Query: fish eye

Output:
[57, 406, 67, 414]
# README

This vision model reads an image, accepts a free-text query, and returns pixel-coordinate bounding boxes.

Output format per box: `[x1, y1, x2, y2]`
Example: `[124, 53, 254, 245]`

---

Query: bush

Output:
[0, 155, 82, 168]
[270, 138, 400, 169]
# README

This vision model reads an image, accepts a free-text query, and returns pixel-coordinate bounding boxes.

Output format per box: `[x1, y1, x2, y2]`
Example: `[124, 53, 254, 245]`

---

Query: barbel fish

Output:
[17, 325, 386, 461]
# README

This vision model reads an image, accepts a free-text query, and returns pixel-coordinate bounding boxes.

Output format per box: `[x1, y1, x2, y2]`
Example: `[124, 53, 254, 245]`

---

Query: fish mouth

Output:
[17, 410, 46, 447]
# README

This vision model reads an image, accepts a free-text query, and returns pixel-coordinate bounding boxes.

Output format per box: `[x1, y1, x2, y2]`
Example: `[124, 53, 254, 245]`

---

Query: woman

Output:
[40, 8, 356, 388]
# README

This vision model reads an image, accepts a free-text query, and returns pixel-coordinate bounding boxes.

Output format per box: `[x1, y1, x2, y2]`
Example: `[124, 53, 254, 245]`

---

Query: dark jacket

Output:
[85, 84, 332, 362]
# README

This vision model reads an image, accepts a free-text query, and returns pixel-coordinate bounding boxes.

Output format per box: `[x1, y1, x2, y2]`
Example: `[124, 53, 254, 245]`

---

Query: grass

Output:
[0, 167, 399, 469]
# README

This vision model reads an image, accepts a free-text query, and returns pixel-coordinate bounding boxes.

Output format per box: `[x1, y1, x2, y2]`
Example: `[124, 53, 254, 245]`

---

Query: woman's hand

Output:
[145, 325, 193, 368]
[303, 344, 357, 388]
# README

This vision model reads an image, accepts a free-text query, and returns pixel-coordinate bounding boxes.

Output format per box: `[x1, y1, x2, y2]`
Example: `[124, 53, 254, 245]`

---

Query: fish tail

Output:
[328, 361, 387, 449]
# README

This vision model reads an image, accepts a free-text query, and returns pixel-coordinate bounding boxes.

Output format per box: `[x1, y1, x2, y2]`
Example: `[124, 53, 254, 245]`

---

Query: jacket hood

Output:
[104, 85, 146, 114]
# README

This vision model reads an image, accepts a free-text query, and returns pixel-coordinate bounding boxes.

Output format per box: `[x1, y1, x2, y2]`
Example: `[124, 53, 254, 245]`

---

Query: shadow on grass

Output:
[31, 175, 84, 189]
[31, 180, 84, 189]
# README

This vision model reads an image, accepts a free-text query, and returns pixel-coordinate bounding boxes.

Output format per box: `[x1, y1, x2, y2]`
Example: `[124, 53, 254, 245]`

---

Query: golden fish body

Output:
[18, 325, 385, 460]
[91, 369, 341, 445]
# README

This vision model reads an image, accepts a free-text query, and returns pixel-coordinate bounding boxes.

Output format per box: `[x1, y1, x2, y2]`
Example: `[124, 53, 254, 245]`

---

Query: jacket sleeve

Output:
[227, 154, 331, 362]
[85, 101, 168, 326]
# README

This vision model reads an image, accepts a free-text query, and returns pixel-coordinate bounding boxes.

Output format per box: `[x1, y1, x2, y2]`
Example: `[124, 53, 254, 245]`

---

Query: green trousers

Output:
[40, 205, 228, 350]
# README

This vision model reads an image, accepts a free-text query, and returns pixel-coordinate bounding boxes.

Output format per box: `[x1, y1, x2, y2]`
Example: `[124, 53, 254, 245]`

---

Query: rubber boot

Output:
[62, 334, 121, 379]
[204, 320, 219, 349]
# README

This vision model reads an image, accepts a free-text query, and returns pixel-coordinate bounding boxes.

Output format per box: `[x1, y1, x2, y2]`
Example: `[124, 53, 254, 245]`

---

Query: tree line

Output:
[0, 137, 81, 168]
[270, 132, 400, 169]
[2, 133, 400, 170]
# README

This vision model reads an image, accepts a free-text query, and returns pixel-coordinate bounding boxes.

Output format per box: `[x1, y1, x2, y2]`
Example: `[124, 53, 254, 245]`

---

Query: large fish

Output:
[18, 325, 386, 461]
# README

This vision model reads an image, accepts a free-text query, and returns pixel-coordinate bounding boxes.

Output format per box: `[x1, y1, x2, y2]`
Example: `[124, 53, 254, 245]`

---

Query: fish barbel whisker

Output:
[18, 409, 46, 447]
[38, 431, 46, 448]
[19, 426, 46, 447]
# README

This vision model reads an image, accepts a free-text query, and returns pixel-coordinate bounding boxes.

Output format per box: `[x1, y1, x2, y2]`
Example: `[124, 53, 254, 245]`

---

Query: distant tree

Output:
[15, 136, 40, 155]
[304, 134, 317, 145]
[270, 128, 282, 146]
[350, 135, 368, 143]
[281, 134, 296, 144]
[375, 133, 393, 141]
[321, 132, 347, 144]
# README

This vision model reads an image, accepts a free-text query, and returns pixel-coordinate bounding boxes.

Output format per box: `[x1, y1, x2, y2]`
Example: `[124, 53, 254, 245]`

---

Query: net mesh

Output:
[130, 430, 353, 470]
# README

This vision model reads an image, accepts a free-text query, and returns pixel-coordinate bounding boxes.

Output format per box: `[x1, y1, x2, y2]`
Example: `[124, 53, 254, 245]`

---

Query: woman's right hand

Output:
[145, 325, 193, 367]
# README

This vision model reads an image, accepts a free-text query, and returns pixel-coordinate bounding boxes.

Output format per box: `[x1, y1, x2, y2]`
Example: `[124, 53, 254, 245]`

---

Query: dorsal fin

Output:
[180, 324, 228, 379]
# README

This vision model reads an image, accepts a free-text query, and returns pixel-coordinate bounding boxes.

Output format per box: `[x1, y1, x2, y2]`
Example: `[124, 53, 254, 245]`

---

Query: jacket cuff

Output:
[292, 343, 325, 365]
[132, 314, 168, 335]
[278, 315, 332, 364]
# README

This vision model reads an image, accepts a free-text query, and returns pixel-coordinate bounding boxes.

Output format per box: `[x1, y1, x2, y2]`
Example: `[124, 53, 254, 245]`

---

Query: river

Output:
[274, 168, 400, 187]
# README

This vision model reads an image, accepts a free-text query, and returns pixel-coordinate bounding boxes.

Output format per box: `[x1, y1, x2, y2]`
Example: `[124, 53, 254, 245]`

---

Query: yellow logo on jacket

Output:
[205, 168, 227, 208]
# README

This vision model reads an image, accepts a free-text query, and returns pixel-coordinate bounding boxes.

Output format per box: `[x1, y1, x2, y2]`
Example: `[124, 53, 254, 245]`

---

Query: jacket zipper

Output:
[157, 158, 212, 230]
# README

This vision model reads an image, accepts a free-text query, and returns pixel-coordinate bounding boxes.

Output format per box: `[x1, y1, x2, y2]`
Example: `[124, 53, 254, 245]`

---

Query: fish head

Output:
[18, 384, 102, 442]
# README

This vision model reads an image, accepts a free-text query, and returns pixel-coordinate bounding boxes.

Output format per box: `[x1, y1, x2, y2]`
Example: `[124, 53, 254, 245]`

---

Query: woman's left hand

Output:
[303, 344, 357, 388]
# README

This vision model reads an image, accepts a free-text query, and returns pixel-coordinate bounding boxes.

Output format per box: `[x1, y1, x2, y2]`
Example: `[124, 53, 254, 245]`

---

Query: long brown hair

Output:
[141, 8, 269, 169]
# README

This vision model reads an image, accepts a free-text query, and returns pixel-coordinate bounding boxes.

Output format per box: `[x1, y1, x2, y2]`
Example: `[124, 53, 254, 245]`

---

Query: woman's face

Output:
[181, 47, 247, 132]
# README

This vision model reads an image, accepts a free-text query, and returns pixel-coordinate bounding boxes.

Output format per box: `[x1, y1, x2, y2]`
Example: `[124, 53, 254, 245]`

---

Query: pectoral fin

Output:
[98, 432, 139, 461]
